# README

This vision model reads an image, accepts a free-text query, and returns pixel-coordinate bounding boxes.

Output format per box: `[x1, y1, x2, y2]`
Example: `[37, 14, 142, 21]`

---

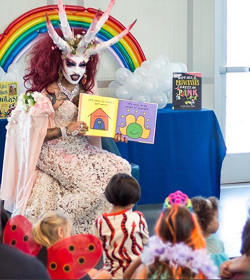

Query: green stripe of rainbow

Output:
[0, 5, 146, 72]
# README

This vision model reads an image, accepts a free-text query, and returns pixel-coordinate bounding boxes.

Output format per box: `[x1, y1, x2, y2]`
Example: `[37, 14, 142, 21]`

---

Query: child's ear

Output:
[57, 227, 64, 239]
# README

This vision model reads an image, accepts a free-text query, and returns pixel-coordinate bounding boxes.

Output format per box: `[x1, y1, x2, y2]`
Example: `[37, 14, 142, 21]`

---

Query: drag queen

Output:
[1, 0, 135, 233]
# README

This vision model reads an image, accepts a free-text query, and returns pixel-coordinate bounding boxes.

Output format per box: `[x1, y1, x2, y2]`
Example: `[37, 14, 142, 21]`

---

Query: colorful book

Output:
[172, 72, 202, 110]
[78, 93, 158, 144]
[0, 82, 18, 118]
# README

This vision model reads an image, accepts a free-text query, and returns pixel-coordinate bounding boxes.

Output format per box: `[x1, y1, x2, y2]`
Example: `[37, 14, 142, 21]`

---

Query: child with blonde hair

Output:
[191, 196, 229, 269]
[33, 211, 111, 279]
[32, 211, 72, 248]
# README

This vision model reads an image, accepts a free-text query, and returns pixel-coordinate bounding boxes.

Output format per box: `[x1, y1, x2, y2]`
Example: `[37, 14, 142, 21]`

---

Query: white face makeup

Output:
[62, 55, 89, 85]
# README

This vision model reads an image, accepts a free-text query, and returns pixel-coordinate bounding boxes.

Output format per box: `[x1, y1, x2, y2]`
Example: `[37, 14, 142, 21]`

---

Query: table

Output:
[0, 104, 226, 205]
[116, 104, 226, 205]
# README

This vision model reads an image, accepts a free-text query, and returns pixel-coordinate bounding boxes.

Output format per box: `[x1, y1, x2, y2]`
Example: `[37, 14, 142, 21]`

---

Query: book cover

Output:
[78, 93, 158, 144]
[0, 82, 18, 118]
[172, 72, 202, 110]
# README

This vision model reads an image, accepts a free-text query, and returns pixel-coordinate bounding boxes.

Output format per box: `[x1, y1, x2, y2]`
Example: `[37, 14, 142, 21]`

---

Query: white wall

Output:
[0, 0, 214, 109]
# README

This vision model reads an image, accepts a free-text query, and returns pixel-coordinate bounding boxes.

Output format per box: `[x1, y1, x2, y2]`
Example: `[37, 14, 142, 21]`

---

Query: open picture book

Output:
[78, 93, 158, 144]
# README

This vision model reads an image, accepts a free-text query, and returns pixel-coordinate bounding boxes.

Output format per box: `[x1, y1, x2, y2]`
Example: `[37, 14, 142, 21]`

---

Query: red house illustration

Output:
[89, 108, 110, 131]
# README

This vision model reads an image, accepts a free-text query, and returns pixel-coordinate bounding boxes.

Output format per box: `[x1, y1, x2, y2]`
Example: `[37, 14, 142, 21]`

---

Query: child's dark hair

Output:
[104, 173, 141, 207]
[191, 196, 219, 233]
[241, 219, 250, 256]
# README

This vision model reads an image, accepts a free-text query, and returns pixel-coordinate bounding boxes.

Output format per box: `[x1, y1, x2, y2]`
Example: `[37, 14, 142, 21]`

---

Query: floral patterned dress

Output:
[25, 101, 131, 233]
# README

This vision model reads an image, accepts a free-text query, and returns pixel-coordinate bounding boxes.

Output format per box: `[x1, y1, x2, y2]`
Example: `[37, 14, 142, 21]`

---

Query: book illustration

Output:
[172, 73, 202, 110]
[89, 108, 110, 131]
[9, 84, 17, 95]
[78, 94, 158, 144]
[78, 94, 119, 138]
[116, 100, 157, 143]
[0, 82, 18, 118]
[118, 114, 150, 140]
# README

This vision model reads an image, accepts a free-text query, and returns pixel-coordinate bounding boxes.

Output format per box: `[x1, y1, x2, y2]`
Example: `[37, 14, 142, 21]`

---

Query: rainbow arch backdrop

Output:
[0, 5, 146, 72]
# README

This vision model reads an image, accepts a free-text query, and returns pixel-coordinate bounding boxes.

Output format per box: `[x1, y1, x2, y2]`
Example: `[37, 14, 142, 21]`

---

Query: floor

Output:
[137, 184, 250, 259]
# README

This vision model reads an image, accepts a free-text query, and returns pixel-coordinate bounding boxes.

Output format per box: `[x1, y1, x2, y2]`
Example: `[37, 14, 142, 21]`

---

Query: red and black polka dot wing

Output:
[3, 215, 41, 256]
[47, 234, 103, 279]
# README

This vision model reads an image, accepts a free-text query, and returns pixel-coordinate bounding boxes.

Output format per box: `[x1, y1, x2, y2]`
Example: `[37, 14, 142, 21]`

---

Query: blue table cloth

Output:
[116, 104, 226, 204]
[0, 104, 226, 205]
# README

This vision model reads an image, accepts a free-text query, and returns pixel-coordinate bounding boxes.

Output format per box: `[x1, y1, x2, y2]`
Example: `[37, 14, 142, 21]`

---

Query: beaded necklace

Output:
[57, 77, 80, 102]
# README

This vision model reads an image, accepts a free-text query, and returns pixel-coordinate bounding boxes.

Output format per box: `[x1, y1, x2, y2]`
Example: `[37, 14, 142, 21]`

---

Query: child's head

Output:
[191, 196, 219, 235]
[241, 219, 250, 256]
[104, 173, 141, 208]
[32, 211, 72, 248]
[146, 204, 208, 279]
[155, 204, 205, 250]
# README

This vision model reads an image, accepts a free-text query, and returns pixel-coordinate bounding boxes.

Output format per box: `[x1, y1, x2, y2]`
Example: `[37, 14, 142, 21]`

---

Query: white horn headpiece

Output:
[46, 0, 136, 58]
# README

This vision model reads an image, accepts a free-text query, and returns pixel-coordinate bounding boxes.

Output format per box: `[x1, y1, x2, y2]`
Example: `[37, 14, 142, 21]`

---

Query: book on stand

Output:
[0, 82, 18, 118]
[172, 72, 202, 110]
[78, 93, 158, 144]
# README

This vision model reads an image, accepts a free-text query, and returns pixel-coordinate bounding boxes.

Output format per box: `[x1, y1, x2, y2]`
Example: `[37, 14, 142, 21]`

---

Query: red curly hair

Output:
[23, 28, 99, 94]
[149, 205, 207, 279]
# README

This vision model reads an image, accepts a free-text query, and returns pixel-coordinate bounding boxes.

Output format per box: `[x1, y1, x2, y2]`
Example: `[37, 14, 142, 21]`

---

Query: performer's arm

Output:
[44, 128, 62, 142]
[44, 122, 88, 142]
[45, 92, 67, 106]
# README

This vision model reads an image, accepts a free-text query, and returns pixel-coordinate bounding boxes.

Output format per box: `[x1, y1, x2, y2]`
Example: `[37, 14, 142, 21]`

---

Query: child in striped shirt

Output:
[94, 173, 149, 279]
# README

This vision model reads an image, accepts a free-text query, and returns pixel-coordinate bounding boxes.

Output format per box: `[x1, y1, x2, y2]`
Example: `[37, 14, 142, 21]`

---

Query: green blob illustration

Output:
[126, 123, 143, 139]
[97, 120, 102, 129]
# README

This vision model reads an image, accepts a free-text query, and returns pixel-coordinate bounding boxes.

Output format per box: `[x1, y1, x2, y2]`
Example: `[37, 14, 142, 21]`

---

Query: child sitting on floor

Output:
[123, 191, 218, 279]
[33, 211, 111, 279]
[220, 218, 250, 279]
[191, 196, 229, 269]
[94, 173, 149, 279]
[32, 211, 73, 248]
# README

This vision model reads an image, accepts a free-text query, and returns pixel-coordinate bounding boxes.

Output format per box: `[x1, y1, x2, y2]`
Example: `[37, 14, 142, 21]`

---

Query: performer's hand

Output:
[114, 133, 128, 143]
[67, 121, 88, 135]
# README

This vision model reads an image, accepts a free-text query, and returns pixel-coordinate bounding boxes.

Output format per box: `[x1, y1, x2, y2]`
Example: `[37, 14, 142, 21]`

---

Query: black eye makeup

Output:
[79, 62, 87, 67]
[66, 59, 76, 67]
